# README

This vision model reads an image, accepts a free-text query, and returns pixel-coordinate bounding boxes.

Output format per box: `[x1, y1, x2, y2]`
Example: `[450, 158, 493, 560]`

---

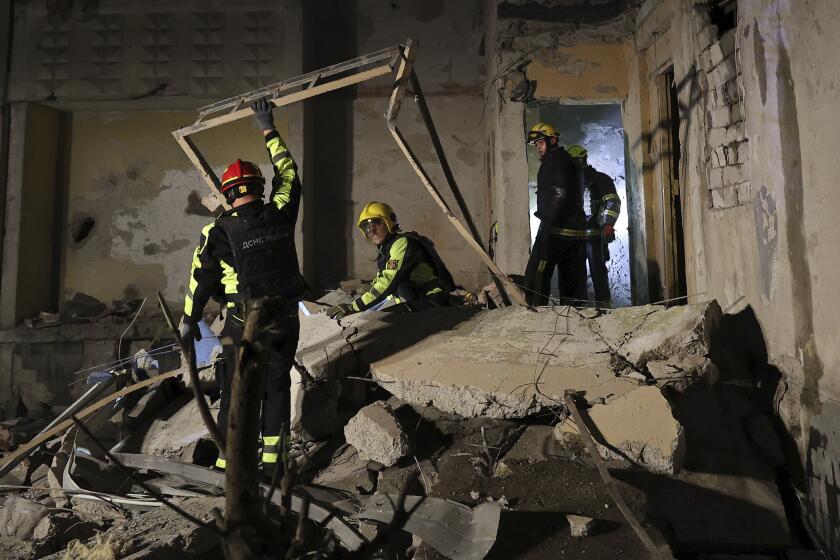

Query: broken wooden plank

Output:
[0, 367, 196, 481]
[385, 40, 526, 306]
[564, 390, 674, 560]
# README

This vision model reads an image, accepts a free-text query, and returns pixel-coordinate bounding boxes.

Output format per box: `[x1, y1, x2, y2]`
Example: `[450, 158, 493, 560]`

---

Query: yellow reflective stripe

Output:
[267, 134, 296, 209]
[359, 237, 408, 306]
[215, 457, 226, 469]
[184, 295, 194, 316]
[261, 452, 279, 463]
[407, 261, 437, 291]
[602, 194, 620, 202]
[184, 222, 215, 315]
[537, 260, 547, 272]
[263, 436, 280, 446]
[605, 210, 619, 218]
[551, 228, 590, 237]
[219, 259, 238, 294]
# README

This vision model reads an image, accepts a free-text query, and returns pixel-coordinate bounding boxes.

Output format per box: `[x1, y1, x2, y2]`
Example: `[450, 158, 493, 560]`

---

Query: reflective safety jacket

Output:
[183, 130, 302, 323]
[351, 232, 453, 312]
[535, 146, 586, 239]
[581, 165, 621, 239]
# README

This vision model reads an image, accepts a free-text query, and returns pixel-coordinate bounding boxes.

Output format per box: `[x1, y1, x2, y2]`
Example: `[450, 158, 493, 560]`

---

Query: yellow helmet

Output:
[567, 144, 588, 159]
[527, 122, 557, 144]
[357, 202, 398, 236]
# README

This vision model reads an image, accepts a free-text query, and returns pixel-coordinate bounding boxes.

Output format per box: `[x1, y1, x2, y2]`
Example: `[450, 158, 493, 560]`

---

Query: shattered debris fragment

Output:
[567, 514, 596, 537]
[344, 401, 409, 467]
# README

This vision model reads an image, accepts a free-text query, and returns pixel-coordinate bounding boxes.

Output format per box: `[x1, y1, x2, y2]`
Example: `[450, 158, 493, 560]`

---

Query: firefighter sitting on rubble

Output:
[327, 202, 454, 320]
[179, 98, 304, 476]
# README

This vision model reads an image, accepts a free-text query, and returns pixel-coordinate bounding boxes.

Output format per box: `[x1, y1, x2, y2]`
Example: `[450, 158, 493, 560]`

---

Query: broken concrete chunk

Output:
[344, 401, 409, 467]
[646, 355, 719, 392]
[137, 396, 211, 458]
[555, 386, 685, 475]
[313, 444, 376, 494]
[567, 514, 596, 537]
[0, 496, 47, 540]
[598, 301, 721, 370]
[32, 512, 98, 551]
[499, 425, 560, 464]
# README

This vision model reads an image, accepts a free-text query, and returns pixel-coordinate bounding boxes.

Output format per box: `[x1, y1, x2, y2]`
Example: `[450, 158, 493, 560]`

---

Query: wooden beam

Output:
[174, 63, 394, 139]
[173, 134, 229, 211]
[386, 40, 527, 306]
[0, 366, 196, 481]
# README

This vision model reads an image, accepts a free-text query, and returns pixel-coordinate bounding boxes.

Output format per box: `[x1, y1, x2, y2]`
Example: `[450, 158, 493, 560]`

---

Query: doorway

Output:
[652, 69, 687, 303]
[525, 103, 631, 307]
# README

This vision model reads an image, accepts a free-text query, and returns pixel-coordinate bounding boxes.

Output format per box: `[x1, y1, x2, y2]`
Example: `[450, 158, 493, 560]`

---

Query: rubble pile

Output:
[0, 291, 809, 558]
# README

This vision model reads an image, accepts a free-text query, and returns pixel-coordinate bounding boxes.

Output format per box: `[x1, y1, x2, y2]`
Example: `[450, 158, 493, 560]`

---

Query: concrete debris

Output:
[344, 401, 409, 467]
[555, 386, 685, 474]
[596, 301, 722, 371]
[63, 497, 222, 559]
[567, 514, 596, 537]
[646, 355, 719, 392]
[136, 396, 212, 458]
[32, 511, 99, 553]
[0, 416, 51, 452]
[369, 302, 719, 419]
[313, 444, 376, 494]
[61, 292, 108, 321]
[0, 496, 46, 540]
[353, 495, 501, 560]
[499, 425, 561, 464]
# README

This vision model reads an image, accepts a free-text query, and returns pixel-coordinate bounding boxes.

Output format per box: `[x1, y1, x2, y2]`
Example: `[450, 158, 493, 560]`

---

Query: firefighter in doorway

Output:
[567, 144, 621, 306]
[523, 123, 587, 306]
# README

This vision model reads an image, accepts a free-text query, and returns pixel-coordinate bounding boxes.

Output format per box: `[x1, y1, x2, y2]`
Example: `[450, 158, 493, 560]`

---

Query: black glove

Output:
[251, 98, 274, 131]
[327, 303, 355, 320]
[178, 317, 202, 342]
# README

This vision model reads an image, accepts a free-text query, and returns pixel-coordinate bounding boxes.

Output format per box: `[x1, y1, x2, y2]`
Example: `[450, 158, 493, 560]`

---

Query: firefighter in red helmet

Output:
[180, 99, 304, 476]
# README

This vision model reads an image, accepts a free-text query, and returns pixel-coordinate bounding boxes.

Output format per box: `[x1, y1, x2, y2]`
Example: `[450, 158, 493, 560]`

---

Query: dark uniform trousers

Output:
[585, 235, 611, 305]
[216, 306, 300, 449]
[524, 227, 587, 306]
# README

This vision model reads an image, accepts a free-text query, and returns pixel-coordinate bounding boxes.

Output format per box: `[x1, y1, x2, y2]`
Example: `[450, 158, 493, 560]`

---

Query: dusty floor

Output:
[430, 457, 651, 559]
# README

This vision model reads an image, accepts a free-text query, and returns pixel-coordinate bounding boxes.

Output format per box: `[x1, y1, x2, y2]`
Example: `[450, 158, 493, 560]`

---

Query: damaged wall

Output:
[304, 0, 490, 291]
[1, 0, 304, 319]
[61, 110, 295, 307]
[662, 0, 840, 554]
[486, 0, 642, 293]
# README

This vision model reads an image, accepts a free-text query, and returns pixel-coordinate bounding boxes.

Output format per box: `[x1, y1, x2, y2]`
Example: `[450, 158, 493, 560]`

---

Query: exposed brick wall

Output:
[697, 26, 750, 210]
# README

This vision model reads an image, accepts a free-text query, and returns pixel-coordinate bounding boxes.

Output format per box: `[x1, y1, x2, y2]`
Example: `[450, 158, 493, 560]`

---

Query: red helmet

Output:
[220, 159, 265, 195]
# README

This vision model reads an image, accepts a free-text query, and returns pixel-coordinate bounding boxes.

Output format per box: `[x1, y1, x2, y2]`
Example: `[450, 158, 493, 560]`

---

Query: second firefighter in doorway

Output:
[327, 202, 454, 320]
[524, 123, 587, 306]
[568, 144, 621, 306]
[180, 99, 303, 476]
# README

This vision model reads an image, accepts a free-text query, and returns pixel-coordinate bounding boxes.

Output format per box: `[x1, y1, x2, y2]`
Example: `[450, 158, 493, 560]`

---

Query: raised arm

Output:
[251, 99, 302, 221]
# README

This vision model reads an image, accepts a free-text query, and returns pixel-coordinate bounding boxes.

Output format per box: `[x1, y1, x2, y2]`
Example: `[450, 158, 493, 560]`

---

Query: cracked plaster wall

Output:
[666, 0, 840, 554]
[61, 109, 297, 308]
[487, 0, 641, 290]
[2, 0, 304, 316]
[305, 0, 491, 291]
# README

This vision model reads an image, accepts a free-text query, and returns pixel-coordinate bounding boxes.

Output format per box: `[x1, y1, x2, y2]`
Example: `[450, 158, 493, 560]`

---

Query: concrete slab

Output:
[557, 385, 685, 474]
[368, 302, 719, 419]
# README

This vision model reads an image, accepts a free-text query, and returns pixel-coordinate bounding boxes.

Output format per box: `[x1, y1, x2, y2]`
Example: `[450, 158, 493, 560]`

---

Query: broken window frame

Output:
[171, 39, 525, 306]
